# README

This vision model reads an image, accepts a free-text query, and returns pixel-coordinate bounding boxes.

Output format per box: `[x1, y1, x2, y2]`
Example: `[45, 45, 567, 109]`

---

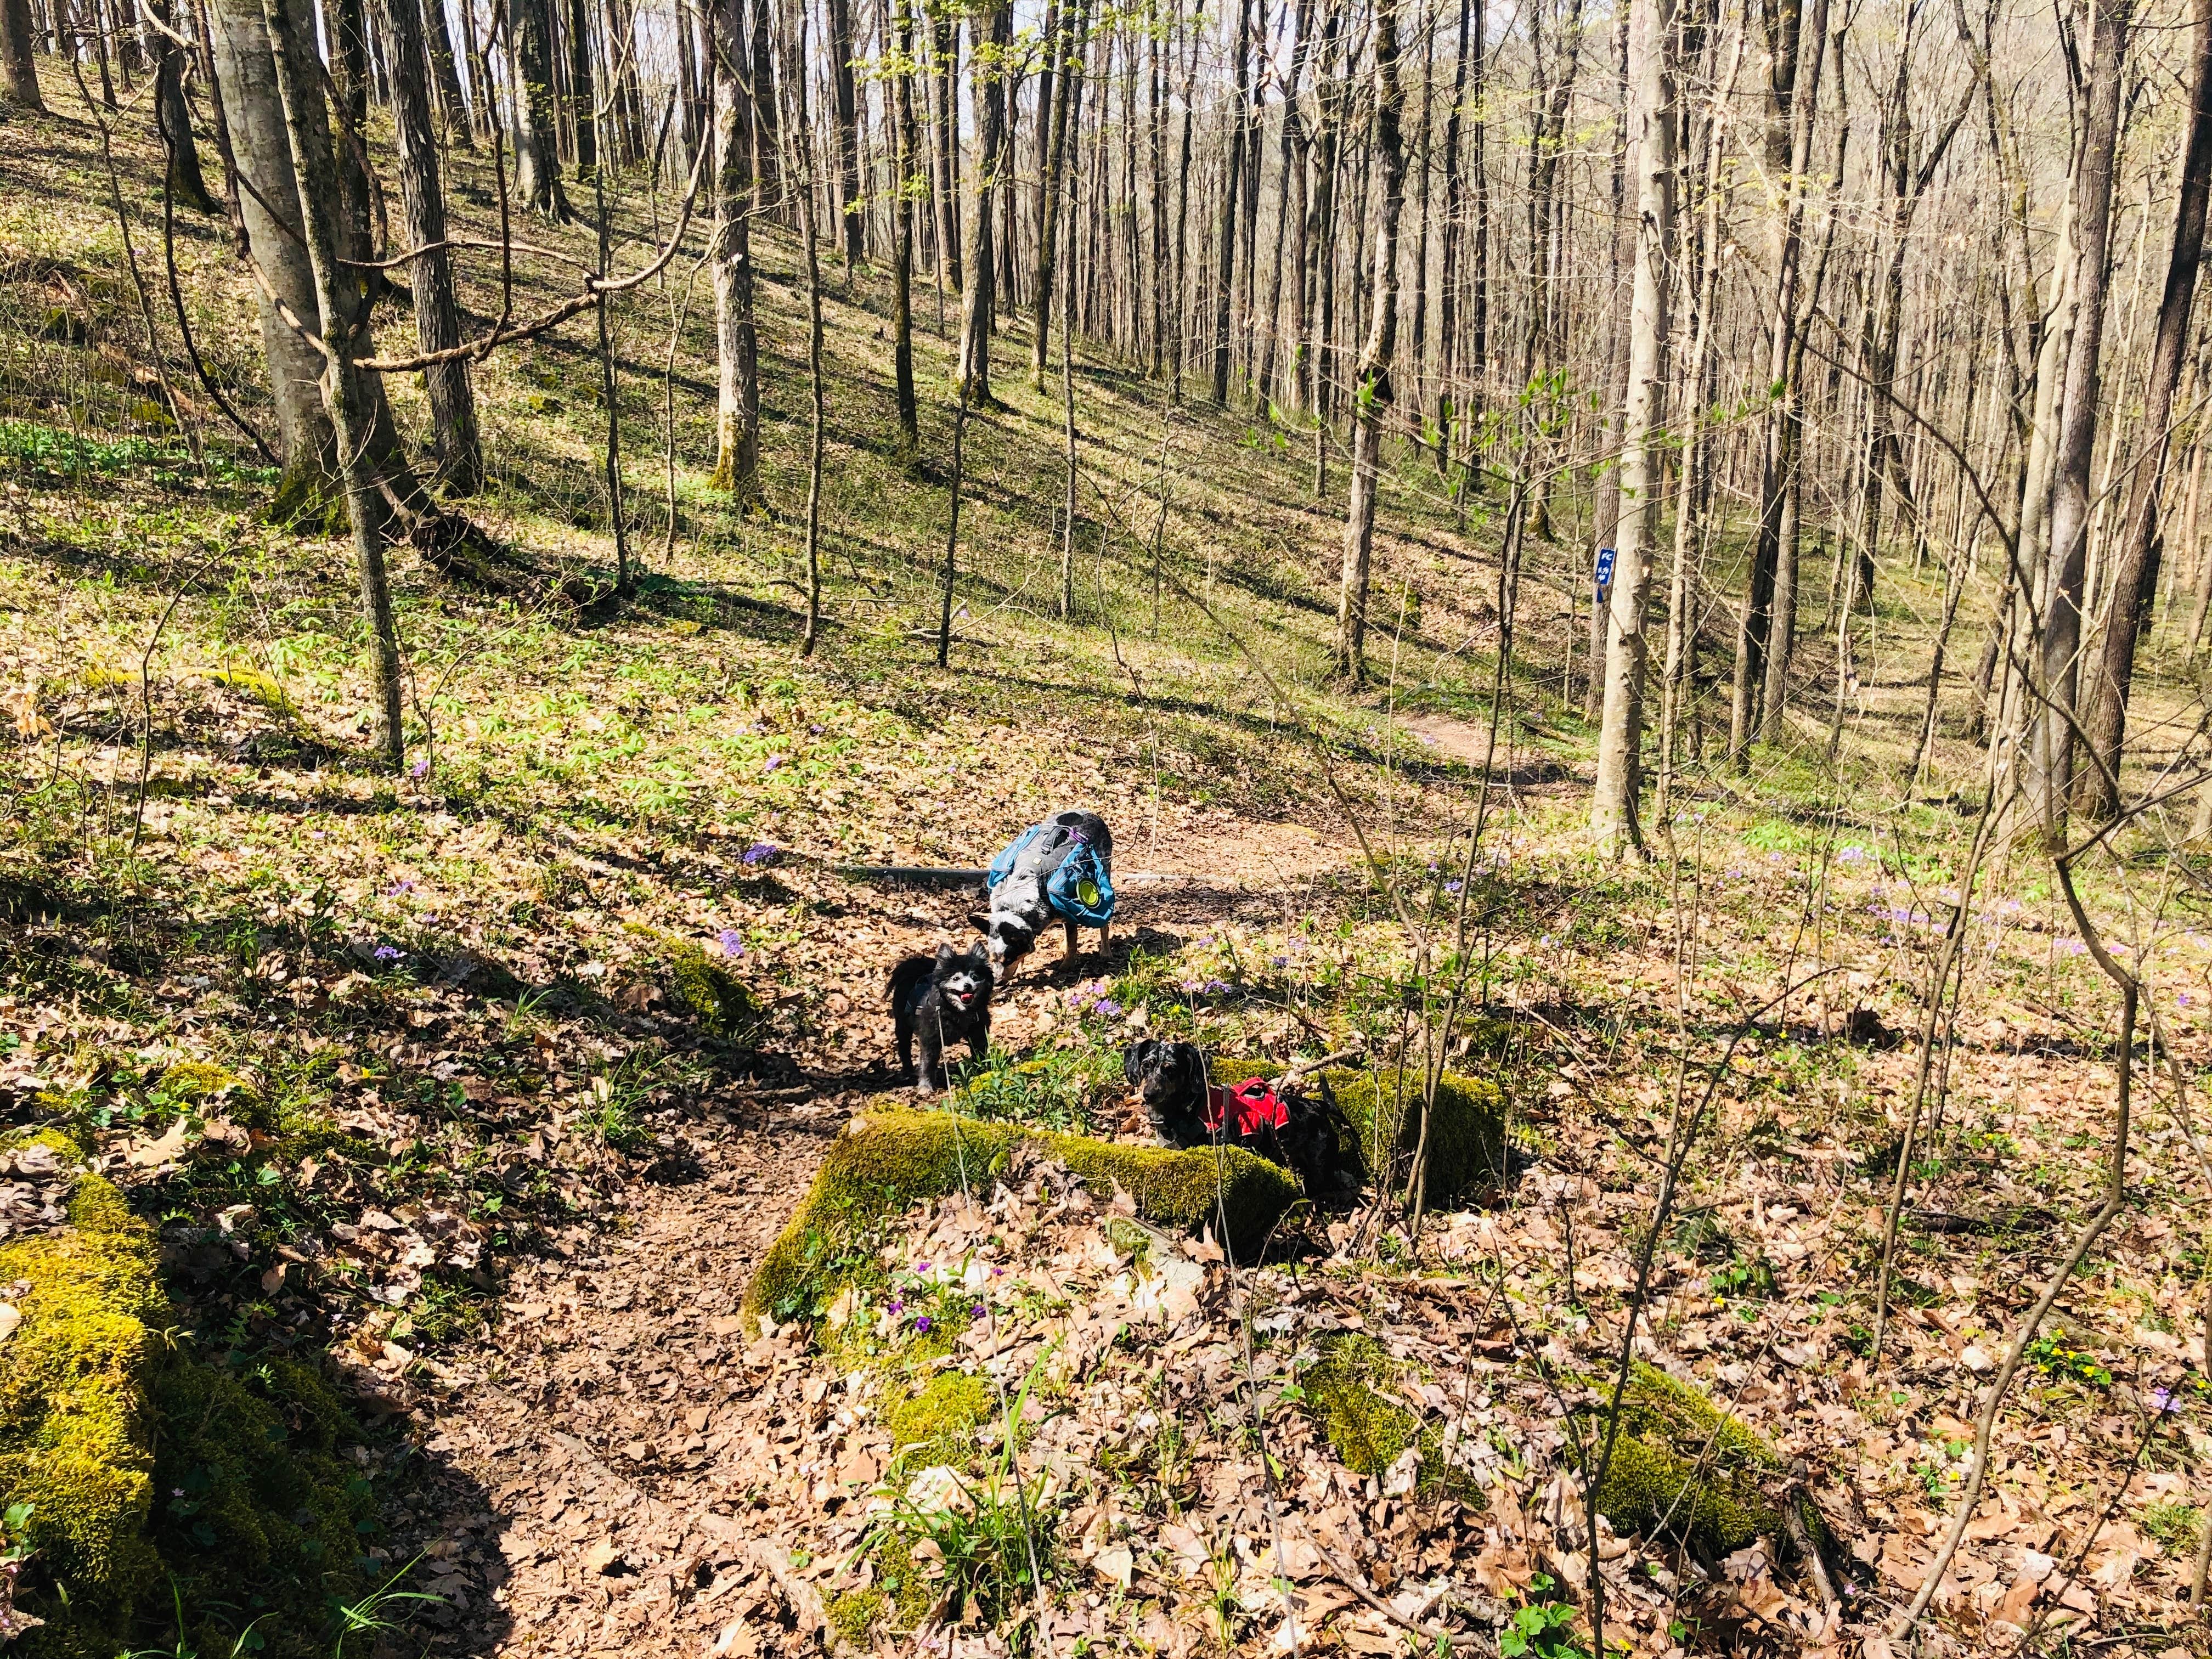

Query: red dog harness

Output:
[1204, 1078, 1288, 1138]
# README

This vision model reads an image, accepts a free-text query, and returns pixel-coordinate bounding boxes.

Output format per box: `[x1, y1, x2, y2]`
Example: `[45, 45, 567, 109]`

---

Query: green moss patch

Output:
[1322, 1067, 1505, 1204]
[886, 1370, 996, 1468]
[742, 1110, 1297, 1325]
[1201, 1058, 1505, 1204]
[1302, 1331, 1476, 1502]
[144, 1359, 372, 1651]
[1586, 1362, 1786, 1554]
[629, 928, 764, 1043]
[0, 1173, 166, 1654]
[0, 1158, 373, 1655]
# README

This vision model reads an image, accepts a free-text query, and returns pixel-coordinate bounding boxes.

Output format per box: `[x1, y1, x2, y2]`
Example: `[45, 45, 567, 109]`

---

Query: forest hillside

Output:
[1, 0, 2211, 1648]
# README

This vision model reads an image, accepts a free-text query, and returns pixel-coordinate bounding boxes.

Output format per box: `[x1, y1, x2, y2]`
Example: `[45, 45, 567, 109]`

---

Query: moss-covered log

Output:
[742, 1109, 1299, 1325]
[627, 927, 764, 1042]
[1324, 1067, 1505, 1203]
[1587, 1362, 1791, 1554]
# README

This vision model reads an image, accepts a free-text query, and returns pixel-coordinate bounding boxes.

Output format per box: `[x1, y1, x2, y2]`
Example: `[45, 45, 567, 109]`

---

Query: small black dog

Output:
[1122, 1039, 1358, 1198]
[890, 945, 995, 1093]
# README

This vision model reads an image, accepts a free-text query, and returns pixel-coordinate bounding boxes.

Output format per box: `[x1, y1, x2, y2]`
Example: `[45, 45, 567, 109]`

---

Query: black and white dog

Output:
[970, 809, 1114, 974]
[1122, 1039, 1359, 1199]
[890, 945, 995, 1093]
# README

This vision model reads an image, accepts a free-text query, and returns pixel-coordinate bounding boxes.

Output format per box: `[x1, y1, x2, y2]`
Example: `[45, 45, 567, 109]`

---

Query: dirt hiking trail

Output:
[385, 813, 1354, 1656]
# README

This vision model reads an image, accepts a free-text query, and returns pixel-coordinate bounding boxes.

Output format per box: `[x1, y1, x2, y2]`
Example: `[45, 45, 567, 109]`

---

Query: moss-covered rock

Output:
[629, 928, 764, 1043]
[1585, 1362, 1786, 1554]
[742, 1110, 1299, 1325]
[1322, 1067, 1505, 1204]
[144, 1359, 372, 1652]
[0, 1175, 166, 1656]
[1202, 1057, 1505, 1203]
[0, 1141, 374, 1656]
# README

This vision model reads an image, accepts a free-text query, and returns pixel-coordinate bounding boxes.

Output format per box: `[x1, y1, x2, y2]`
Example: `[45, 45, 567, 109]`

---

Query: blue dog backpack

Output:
[986, 815, 1115, 928]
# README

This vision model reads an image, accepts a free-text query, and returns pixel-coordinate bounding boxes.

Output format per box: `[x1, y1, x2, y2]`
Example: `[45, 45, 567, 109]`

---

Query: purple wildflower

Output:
[743, 842, 780, 866]
[1271, 955, 1288, 968]
[719, 929, 746, 957]
[914, 1261, 930, 1274]
[762, 755, 784, 774]
[2152, 1386, 2179, 1413]
[887, 1299, 904, 1314]
[914, 1314, 933, 1334]
[409, 758, 430, 781]
[373, 945, 402, 964]
[385, 879, 414, 896]
[971, 1304, 986, 1319]
[1444, 880, 1464, 895]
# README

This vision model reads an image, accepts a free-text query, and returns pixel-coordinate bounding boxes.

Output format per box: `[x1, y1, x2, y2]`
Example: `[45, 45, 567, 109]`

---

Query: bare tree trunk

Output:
[259, 0, 404, 767]
[709, 0, 761, 497]
[890, 0, 919, 450]
[1332, 0, 1407, 681]
[2080, 0, 2212, 818]
[209, 0, 338, 517]
[929, 0, 960, 289]
[511, 0, 572, 217]
[1030, 0, 1085, 386]
[1148, 0, 1167, 375]
[1728, 0, 1822, 763]
[1433, 0, 1468, 449]
[828, 0, 861, 262]
[375, 0, 480, 492]
[419, 0, 470, 145]
[2034, 0, 2131, 833]
[1, 0, 42, 109]
[1211, 0, 1250, 404]
[148, 0, 215, 208]
[747, 0, 777, 204]
[1585, 0, 1630, 720]
[567, 0, 596, 177]
[960, 0, 1009, 401]
[1590, 0, 1675, 858]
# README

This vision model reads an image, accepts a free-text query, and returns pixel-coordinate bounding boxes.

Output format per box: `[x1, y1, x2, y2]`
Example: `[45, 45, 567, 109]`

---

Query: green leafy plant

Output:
[1499, 1576, 1587, 1659]
[2024, 1329, 2113, 1389]
[947, 1049, 1101, 1133]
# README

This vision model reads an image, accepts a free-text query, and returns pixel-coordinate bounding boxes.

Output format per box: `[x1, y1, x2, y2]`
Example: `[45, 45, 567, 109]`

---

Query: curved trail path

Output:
[391, 816, 1350, 1656]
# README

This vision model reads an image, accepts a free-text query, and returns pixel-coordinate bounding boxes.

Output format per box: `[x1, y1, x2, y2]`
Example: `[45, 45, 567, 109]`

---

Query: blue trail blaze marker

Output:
[1594, 546, 1617, 592]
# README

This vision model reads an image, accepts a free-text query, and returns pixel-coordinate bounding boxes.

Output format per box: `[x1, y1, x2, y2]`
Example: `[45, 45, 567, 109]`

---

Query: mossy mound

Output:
[0, 1175, 166, 1655]
[1322, 1067, 1505, 1204]
[0, 1154, 374, 1654]
[1302, 1331, 1476, 1502]
[144, 1359, 373, 1652]
[742, 1110, 1298, 1325]
[1586, 1362, 1786, 1554]
[1202, 1057, 1504, 1203]
[629, 928, 764, 1043]
[152, 1060, 269, 1130]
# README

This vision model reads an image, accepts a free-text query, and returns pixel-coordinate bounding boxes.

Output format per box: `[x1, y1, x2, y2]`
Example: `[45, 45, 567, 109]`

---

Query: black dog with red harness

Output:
[1122, 1039, 1358, 1199]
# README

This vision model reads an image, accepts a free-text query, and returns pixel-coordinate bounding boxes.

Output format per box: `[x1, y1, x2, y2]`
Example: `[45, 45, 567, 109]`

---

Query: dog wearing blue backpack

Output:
[970, 809, 1116, 975]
